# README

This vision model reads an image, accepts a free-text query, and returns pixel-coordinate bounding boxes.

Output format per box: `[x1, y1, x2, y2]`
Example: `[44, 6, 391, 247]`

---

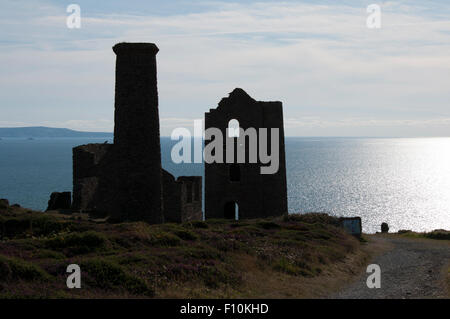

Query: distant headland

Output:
[0, 127, 113, 138]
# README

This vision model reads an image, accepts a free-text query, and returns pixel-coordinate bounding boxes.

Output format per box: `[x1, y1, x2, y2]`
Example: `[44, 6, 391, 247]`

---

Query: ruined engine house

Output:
[204, 88, 288, 220]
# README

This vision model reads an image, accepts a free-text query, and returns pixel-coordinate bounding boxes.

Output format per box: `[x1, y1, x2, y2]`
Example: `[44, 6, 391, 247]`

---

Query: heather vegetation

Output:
[0, 204, 363, 298]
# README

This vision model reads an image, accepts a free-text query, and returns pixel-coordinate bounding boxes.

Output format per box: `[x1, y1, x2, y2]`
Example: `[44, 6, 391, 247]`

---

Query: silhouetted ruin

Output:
[50, 42, 288, 223]
[204, 88, 288, 219]
[162, 173, 202, 223]
[46, 192, 71, 211]
[72, 43, 202, 223]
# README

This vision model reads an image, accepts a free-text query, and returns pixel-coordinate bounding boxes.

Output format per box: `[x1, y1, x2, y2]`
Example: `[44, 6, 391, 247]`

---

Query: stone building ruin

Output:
[204, 88, 288, 220]
[71, 43, 202, 223]
[49, 42, 288, 223]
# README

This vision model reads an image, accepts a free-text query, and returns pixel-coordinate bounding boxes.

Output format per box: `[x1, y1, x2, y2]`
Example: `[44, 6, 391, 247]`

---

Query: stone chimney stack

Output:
[112, 42, 163, 223]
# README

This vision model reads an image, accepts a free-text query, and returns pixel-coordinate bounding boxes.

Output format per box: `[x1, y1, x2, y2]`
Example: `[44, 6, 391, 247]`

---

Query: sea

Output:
[1, 137, 449, 233]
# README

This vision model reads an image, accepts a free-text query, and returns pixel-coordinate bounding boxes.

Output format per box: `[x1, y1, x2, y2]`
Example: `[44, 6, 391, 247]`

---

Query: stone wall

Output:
[72, 143, 115, 216]
[204, 88, 287, 219]
[46, 192, 71, 211]
[162, 169, 182, 223]
[162, 171, 202, 223]
[178, 176, 202, 222]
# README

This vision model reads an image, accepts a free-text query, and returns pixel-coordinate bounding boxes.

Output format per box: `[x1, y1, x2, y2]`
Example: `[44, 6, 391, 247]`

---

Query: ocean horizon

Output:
[1, 136, 449, 233]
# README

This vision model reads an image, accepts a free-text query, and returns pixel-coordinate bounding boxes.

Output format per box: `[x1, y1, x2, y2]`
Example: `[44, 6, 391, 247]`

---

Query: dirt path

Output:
[332, 234, 450, 299]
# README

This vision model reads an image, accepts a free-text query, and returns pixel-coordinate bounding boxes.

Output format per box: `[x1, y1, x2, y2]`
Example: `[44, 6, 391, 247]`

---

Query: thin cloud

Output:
[0, 1, 449, 136]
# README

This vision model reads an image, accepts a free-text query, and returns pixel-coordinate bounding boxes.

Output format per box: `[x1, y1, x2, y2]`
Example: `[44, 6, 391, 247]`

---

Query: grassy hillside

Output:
[0, 203, 367, 298]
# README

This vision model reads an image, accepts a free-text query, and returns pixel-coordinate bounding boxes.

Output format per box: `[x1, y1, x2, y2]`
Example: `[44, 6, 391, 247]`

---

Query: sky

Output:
[0, 0, 449, 137]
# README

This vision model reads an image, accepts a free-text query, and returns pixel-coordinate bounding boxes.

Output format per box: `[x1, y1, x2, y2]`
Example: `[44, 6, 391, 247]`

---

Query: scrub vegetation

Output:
[0, 204, 365, 298]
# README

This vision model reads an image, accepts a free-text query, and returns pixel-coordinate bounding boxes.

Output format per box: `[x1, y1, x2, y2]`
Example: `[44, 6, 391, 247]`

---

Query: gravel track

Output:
[333, 235, 450, 299]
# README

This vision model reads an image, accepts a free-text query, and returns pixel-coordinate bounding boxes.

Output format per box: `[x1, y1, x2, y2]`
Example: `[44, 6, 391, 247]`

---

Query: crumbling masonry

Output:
[69, 42, 287, 222]
[204, 88, 288, 219]
[72, 43, 202, 223]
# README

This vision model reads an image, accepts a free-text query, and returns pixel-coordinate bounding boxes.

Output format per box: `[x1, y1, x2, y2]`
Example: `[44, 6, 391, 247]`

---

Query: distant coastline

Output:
[1, 127, 449, 140]
[0, 126, 113, 138]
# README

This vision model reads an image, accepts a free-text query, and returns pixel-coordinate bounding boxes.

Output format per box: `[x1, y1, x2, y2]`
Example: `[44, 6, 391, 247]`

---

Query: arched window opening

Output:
[227, 119, 240, 138]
